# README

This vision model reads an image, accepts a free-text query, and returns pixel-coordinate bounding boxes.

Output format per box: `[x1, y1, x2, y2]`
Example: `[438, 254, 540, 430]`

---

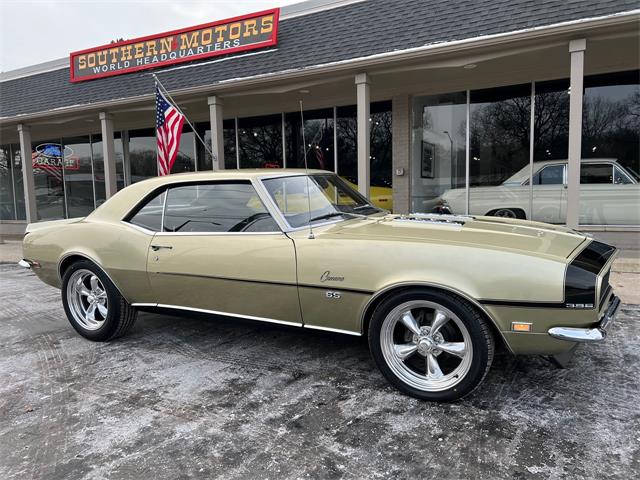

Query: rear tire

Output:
[61, 259, 137, 341]
[368, 289, 494, 402]
[489, 208, 525, 219]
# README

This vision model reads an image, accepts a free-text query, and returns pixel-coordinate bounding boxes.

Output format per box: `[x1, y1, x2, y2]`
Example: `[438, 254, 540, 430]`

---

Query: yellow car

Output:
[341, 177, 393, 211]
[21, 170, 620, 401]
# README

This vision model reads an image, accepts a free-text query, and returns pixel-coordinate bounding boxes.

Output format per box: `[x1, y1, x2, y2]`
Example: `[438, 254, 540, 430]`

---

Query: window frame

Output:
[613, 165, 635, 185]
[123, 179, 284, 236]
[580, 163, 617, 185]
[529, 163, 567, 186]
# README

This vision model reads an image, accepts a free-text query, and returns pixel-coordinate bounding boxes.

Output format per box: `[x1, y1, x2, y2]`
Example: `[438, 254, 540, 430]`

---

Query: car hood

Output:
[327, 214, 588, 261]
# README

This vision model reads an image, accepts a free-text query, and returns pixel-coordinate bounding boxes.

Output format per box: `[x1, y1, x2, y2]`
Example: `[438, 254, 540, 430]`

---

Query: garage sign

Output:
[70, 8, 279, 83]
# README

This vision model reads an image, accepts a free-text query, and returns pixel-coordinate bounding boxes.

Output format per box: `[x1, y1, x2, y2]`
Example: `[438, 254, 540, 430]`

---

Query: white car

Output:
[438, 159, 640, 225]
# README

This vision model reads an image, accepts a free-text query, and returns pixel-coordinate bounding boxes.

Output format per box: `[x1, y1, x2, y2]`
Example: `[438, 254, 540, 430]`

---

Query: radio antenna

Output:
[300, 100, 314, 240]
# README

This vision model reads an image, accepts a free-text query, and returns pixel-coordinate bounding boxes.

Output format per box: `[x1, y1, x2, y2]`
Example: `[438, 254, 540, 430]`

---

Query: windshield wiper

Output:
[353, 205, 379, 213]
[309, 212, 346, 223]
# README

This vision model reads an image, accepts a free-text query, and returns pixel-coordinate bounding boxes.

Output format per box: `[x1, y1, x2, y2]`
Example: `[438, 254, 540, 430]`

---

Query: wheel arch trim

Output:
[359, 281, 513, 353]
[57, 251, 130, 302]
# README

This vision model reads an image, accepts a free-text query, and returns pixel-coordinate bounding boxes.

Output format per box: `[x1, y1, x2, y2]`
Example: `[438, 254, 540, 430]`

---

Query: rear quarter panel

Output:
[23, 220, 154, 303]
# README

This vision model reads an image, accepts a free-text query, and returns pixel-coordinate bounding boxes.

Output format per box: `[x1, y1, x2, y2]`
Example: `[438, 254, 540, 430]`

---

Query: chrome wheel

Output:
[493, 208, 517, 218]
[66, 269, 109, 331]
[380, 300, 473, 392]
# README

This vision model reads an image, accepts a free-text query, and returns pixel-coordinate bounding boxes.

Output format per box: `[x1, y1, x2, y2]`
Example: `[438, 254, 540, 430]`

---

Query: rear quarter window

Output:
[128, 191, 166, 231]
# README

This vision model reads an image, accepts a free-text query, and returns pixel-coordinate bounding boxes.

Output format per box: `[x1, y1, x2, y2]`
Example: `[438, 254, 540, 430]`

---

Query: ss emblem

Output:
[325, 291, 341, 299]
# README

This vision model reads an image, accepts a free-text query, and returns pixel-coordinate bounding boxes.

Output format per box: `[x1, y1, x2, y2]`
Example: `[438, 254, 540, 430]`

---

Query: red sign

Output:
[70, 8, 279, 83]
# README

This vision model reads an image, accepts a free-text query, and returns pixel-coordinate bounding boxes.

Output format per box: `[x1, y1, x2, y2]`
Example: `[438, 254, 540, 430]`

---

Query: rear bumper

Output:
[548, 295, 621, 343]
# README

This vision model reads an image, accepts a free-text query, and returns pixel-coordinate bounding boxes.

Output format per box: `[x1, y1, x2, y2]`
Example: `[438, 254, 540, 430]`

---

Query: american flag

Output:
[155, 86, 185, 176]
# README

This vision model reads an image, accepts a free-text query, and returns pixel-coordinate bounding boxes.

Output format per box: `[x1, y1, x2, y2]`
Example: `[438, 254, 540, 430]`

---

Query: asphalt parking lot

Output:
[1, 263, 639, 480]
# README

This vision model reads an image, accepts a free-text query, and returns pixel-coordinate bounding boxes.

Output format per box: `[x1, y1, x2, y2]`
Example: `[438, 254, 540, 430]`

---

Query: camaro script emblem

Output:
[320, 271, 344, 282]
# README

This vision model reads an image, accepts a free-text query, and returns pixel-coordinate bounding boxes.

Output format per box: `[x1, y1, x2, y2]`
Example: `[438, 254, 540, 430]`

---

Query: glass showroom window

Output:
[468, 84, 531, 219]
[0, 144, 16, 220]
[532, 78, 569, 224]
[129, 129, 159, 183]
[237, 114, 283, 168]
[32, 139, 66, 220]
[198, 119, 237, 170]
[129, 126, 195, 182]
[336, 105, 357, 184]
[285, 108, 334, 171]
[62, 136, 95, 218]
[370, 101, 393, 210]
[12, 146, 25, 219]
[336, 101, 393, 209]
[579, 70, 640, 226]
[91, 133, 125, 206]
[172, 126, 196, 174]
[411, 92, 467, 214]
[224, 119, 238, 169]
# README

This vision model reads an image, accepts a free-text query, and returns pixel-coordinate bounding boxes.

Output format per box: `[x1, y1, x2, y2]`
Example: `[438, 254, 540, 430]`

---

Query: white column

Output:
[99, 112, 118, 198]
[355, 73, 371, 198]
[17, 124, 37, 223]
[208, 95, 224, 170]
[566, 39, 586, 229]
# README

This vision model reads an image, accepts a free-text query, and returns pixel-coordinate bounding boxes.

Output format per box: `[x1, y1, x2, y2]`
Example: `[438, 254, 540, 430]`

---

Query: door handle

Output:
[151, 245, 173, 251]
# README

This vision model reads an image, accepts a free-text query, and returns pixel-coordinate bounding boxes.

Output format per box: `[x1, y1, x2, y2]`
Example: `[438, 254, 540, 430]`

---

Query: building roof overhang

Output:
[0, 4, 638, 127]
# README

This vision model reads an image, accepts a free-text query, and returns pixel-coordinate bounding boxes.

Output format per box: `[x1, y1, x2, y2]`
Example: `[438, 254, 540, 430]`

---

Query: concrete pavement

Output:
[1, 249, 639, 479]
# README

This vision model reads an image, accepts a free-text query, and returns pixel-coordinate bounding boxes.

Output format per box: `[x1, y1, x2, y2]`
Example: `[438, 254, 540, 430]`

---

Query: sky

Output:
[0, 0, 301, 72]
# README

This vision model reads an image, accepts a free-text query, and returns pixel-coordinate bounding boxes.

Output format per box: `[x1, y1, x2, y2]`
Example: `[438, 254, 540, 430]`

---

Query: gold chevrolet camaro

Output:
[20, 170, 621, 401]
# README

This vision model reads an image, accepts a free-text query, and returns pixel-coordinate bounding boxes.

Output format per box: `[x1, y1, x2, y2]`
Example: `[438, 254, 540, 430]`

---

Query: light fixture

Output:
[463, 64, 477, 69]
[299, 89, 310, 94]
[511, 322, 532, 332]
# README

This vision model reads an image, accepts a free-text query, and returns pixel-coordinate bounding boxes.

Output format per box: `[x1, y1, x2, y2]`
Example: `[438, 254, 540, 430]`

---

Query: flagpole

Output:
[154, 79, 160, 176]
[151, 73, 218, 169]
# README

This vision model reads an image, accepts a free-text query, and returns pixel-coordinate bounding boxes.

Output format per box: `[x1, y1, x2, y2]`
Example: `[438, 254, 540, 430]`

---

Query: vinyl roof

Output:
[1, 0, 637, 119]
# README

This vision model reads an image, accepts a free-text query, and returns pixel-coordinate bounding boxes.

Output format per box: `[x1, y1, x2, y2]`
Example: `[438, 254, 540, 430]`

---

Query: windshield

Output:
[262, 174, 382, 228]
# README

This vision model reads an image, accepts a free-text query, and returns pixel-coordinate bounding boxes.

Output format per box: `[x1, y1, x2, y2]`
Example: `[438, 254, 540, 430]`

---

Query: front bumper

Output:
[548, 295, 621, 343]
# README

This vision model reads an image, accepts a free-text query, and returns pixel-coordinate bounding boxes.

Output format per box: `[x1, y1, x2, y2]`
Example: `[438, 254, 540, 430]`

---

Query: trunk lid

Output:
[25, 217, 84, 234]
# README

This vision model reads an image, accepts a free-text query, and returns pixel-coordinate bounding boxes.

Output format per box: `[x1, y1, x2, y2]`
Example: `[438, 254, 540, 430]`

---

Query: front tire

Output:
[368, 289, 494, 402]
[61, 259, 137, 341]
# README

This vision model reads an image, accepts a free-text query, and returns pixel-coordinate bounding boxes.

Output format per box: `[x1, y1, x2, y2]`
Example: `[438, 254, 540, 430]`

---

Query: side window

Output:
[613, 166, 633, 184]
[533, 165, 564, 185]
[163, 182, 280, 233]
[580, 164, 613, 184]
[128, 191, 166, 231]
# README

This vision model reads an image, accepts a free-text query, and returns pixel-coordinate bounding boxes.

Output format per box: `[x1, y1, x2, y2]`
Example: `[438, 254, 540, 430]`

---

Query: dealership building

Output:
[1, 0, 638, 235]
